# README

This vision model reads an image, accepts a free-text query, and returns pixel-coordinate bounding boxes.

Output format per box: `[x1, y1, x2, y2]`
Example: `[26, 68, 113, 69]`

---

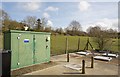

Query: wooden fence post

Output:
[65, 37, 69, 62]
[91, 57, 94, 68]
[77, 38, 80, 51]
[67, 53, 69, 62]
[82, 60, 85, 74]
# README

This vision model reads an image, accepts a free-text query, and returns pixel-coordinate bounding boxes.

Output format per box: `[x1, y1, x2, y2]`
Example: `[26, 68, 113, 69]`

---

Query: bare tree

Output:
[87, 26, 112, 50]
[106, 28, 118, 38]
[0, 9, 10, 21]
[66, 20, 82, 35]
[68, 20, 82, 31]
[87, 26, 101, 37]
[44, 27, 52, 32]
[1, 10, 25, 32]
[41, 18, 48, 27]
[1, 9, 11, 32]
[55, 28, 64, 34]
[34, 18, 51, 32]
[22, 16, 37, 29]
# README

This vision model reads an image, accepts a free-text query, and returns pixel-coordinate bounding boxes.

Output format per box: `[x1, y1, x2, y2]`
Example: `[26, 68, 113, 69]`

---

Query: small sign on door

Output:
[24, 39, 29, 43]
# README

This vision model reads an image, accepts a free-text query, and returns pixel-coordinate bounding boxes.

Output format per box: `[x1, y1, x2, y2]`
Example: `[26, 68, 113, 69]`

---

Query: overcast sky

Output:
[1, 1, 119, 32]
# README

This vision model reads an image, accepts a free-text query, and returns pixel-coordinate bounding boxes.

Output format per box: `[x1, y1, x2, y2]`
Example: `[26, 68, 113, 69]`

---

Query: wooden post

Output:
[84, 38, 89, 50]
[82, 60, 85, 74]
[67, 53, 69, 62]
[77, 38, 80, 51]
[65, 37, 69, 62]
[89, 40, 94, 50]
[91, 57, 94, 68]
[65, 37, 68, 54]
[86, 38, 89, 50]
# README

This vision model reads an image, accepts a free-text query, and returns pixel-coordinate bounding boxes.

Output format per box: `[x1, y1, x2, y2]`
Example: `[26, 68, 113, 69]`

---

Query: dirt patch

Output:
[11, 61, 58, 76]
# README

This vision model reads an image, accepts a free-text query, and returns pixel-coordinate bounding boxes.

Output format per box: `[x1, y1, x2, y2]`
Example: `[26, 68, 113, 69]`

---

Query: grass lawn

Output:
[51, 35, 119, 55]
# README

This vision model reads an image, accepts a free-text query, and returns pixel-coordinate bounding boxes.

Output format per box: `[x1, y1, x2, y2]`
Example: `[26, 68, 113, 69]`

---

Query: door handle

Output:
[46, 45, 48, 48]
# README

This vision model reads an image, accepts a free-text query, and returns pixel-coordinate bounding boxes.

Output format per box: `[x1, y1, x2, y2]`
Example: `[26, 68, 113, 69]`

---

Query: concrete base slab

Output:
[64, 64, 82, 71]
[76, 52, 91, 55]
[102, 53, 119, 58]
[94, 56, 112, 61]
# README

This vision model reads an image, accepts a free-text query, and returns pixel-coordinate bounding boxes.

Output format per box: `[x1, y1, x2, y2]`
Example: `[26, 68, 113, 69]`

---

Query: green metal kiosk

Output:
[4, 30, 51, 69]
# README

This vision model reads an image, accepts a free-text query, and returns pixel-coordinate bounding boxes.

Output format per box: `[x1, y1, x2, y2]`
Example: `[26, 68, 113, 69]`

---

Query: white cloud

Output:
[84, 18, 118, 32]
[2, 0, 119, 2]
[43, 12, 50, 18]
[78, 1, 91, 12]
[45, 6, 59, 11]
[47, 20, 53, 27]
[17, 2, 41, 12]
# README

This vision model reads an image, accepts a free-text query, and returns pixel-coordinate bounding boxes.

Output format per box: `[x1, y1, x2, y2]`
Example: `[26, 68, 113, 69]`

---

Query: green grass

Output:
[51, 35, 119, 55]
[0, 34, 119, 55]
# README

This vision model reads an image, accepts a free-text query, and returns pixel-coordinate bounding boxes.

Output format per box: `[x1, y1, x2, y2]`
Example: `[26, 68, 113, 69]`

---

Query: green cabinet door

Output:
[34, 34, 47, 64]
[45, 35, 50, 62]
[11, 33, 19, 69]
[18, 34, 33, 68]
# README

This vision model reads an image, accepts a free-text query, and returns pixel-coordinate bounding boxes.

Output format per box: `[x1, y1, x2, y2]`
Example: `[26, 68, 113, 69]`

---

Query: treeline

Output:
[1, 9, 119, 39]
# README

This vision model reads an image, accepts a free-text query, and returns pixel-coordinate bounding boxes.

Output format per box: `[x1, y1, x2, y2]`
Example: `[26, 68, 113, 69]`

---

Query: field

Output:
[51, 35, 119, 55]
[0, 34, 119, 55]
